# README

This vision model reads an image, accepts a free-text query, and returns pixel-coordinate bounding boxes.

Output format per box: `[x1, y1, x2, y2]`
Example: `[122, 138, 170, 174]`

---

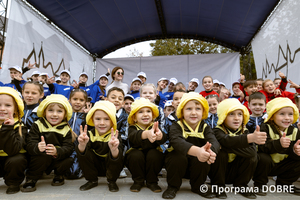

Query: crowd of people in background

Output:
[0, 64, 300, 199]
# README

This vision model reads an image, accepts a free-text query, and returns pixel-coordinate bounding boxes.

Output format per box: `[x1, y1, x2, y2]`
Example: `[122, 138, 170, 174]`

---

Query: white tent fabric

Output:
[0, 0, 93, 85]
[96, 53, 240, 93]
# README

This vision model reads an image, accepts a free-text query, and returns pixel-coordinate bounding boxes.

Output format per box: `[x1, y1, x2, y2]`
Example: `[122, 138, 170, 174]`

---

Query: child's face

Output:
[244, 84, 257, 96]
[256, 80, 263, 91]
[263, 81, 275, 94]
[202, 77, 213, 91]
[22, 84, 44, 105]
[249, 99, 266, 117]
[188, 82, 198, 91]
[9, 69, 21, 79]
[133, 107, 153, 129]
[141, 86, 156, 103]
[38, 75, 47, 84]
[213, 83, 220, 92]
[45, 104, 65, 126]
[224, 109, 243, 130]
[271, 107, 294, 131]
[93, 110, 112, 135]
[79, 75, 88, 83]
[157, 80, 168, 90]
[138, 76, 146, 84]
[60, 73, 70, 84]
[31, 74, 39, 82]
[106, 90, 124, 111]
[131, 81, 141, 91]
[0, 94, 15, 124]
[164, 106, 175, 118]
[183, 100, 203, 130]
[207, 97, 218, 114]
[168, 82, 175, 91]
[69, 92, 86, 112]
[232, 84, 240, 95]
[172, 91, 185, 110]
[123, 99, 133, 114]
[100, 77, 108, 87]
[274, 79, 281, 88]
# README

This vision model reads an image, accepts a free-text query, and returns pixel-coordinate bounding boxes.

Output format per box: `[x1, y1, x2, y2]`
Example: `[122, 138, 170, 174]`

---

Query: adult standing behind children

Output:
[106, 67, 129, 95]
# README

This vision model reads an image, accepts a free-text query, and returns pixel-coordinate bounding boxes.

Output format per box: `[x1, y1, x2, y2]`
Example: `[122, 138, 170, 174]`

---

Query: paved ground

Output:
[0, 171, 299, 200]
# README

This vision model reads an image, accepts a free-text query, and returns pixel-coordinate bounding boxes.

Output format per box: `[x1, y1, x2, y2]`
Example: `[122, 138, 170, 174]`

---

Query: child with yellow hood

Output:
[76, 101, 123, 192]
[0, 87, 27, 194]
[213, 98, 267, 199]
[164, 92, 220, 199]
[22, 94, 74, 192]
[253, 97, 300, 196]
[126, 98, 167, 193]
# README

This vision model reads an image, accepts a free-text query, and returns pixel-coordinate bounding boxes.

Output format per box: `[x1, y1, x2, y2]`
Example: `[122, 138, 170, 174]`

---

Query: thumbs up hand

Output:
[153, 121, 163, 141]
[250, 125, 267, 144]
[38, 136, 47, 152]
[294, 140, 300, 156]
[280, 132, 291, 148]
[196, 142, 211, 162]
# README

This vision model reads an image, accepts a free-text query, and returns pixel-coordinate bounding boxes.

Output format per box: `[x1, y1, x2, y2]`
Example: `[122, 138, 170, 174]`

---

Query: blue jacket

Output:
[22, 103, 40, 129]
[204, 113, 218, 129]
[50, 83, 74, 99]
[131, 90, 140, 99]
[246, 114, 266, 133]
[116, 108, 129, 153]
[0, 81, 3, 86]
[69, 112, 87, 137]
[43, 87, 51, 97]
[90, 84, 106, 103]
[158, 91, 167, 109]
[163, 91, 174, 101]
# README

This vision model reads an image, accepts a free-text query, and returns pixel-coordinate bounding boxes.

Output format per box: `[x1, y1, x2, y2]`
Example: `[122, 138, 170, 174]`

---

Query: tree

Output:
[150, 39, 256, 80]
[127, 47, 143, 57]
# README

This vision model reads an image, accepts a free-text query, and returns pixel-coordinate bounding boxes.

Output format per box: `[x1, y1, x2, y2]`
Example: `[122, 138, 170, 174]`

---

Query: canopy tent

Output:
[25, 0, 280, 58]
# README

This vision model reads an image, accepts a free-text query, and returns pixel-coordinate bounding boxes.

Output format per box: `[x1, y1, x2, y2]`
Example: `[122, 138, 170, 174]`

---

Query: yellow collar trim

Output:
[89, 129, 111, 142]
[134, 122, 154, 131]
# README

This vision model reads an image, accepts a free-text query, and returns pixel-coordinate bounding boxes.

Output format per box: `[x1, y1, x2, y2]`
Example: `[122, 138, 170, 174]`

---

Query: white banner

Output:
[0, 0, 93, 84]
[252, 0, 300, 91]
[96, 53, 240, 93]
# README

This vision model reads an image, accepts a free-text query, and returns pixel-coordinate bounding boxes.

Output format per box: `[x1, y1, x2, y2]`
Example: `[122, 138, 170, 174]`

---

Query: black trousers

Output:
[253, 152, 300, 186]
[77, 149, 123, 183]
[210, 149, 257, 187]
[165, 150, 210, 191]
[125, 148, 164, 185]
[0, 153, 27, 186]
[26, 154, 73, 180]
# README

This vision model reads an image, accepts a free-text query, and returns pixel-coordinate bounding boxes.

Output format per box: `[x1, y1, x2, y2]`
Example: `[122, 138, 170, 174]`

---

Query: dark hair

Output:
[202, 75, 213, 83]
[174, 82, 186, 92]
[107, 87, 125, 97]
[69, 88, 88, 102]
[243, 80, 257, 89]
[22, 81, 44, 95]
[174, 89, 186, 94]
[256, 78, 264, 81]
[294, 93, 300, 104]
[99, 76, 108, 95]
[205, 94, 220, 102]
[273, 77, 281, 82]
[111, 66, 124, 81]
[249, 92, 266, 103]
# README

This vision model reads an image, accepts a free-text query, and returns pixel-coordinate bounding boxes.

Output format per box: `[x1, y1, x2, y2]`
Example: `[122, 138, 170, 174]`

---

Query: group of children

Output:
[0, 65, 300, 199]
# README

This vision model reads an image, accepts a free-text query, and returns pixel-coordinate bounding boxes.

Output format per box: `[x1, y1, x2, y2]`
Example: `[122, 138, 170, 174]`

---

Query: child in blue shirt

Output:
[163, 78, 178, 100]
[91, 74, 109, 104]
[204, 94, 219, 129]
[130, 77, 142, 99]
[48, 69, 74, 98]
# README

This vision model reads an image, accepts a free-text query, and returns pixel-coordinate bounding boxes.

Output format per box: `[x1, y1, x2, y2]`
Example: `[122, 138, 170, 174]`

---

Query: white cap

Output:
[8, 65, 22, 73]
[219, 82, 226, 87]
[99, 74, 108, 80]
[79, 72, 88, 78]
[213, 79, 220, 85]
[40, 72, 49, 77]
[158, 77, 169, 84]
[60, 69, 71, 76]
[169, 78, 178, 85]
[131, 77, 142, 84]
[31, 70, 40, 76]
[55, 77, 61, 82]
[164, 100, 173, 109]
[137, 72, 147, 78]
[124, 94, 135, 101]
[189, 78, 199, 86]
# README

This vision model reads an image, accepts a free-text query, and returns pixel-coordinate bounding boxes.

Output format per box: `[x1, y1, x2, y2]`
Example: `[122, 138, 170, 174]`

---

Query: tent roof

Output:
[26, 0, 280, 57]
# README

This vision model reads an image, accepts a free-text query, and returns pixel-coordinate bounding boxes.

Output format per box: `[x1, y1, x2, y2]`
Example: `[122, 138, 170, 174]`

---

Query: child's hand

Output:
[46, 144, 57, 156]
[288, 79, 300, 89]
[14, 73, 23, 81]
[108, 128, 119, 158]
[196, 142, 211, 162]
[78, 125, 89, 152]
[71, 80, 79, 88]
[27, 61, 36, 69]
[4, 112, 14, 126]
[38, 136, 47, 152]
[46, 76, 55, 84]
[274, 88, 281, 96]
[278, 71, 285, 79]
[250, 126, 267, 144]
[147, 128, 157, 143]
[293, 140, 300, 156]
[153, 121, 163, 141]
[83, 102, 92, 113]
[280, 132, 291, 148]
